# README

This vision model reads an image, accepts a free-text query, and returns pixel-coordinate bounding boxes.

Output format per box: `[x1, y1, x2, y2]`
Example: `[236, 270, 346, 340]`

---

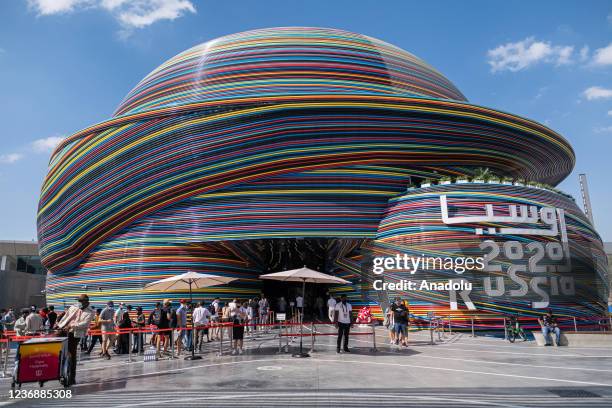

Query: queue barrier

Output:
[2, 313, 610, 376]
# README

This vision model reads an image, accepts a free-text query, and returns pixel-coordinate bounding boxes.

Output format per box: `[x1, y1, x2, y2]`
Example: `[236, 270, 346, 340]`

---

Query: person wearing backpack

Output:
[132, 306, 146, 353]
[156, 299, 172, 358]
[148, 302, 161, 346]
[117, 305, 133, 354]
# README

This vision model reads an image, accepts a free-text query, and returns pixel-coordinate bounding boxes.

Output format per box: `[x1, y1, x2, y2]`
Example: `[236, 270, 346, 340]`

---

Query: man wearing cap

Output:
[56, 294, 94, 385]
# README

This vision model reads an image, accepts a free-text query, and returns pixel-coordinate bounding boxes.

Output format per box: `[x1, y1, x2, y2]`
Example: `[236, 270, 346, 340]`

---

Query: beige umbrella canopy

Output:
[260, 266, 350, 358]
[144, 271, 237, 293]
[259, 266, 351, 284]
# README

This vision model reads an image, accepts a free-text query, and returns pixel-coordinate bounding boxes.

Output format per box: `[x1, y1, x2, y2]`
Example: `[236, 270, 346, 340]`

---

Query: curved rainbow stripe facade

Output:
[38, 27, 607, 317]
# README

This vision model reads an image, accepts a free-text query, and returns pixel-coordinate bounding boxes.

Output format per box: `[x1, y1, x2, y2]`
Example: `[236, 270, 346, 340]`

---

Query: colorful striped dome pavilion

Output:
[38, 27, 608, 324]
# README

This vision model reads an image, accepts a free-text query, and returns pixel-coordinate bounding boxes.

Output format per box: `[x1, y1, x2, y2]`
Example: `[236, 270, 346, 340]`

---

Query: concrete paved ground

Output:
[1, 325, 612, 407]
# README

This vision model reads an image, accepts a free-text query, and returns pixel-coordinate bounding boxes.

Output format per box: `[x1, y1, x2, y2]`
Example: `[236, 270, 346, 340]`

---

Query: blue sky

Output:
[1, 0, 612, 241]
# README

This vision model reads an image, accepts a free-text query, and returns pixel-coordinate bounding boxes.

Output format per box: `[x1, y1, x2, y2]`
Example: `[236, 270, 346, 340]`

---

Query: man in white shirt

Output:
[327, 294, 337, 322]
[334, 294, 353, 353]
[228, 299, 238, 317]
[57, 294, 95, 385]
[25, 308, 44, 335]
[192, 302, 212, 350]
[14, 309, 29, 336]
[113, 302, 125, 326]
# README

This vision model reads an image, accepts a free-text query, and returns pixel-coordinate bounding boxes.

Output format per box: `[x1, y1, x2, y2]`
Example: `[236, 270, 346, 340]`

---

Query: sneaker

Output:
[238, 349, 243, 355]
[336, 349, 341, 353]
[231, 349, 236, 355]
[343, 348, 351, 353]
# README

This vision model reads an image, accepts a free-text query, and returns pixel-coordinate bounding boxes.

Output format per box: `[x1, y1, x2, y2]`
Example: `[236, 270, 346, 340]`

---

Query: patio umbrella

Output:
[144, 271, 238, 360]
[259, 266, 350, 358]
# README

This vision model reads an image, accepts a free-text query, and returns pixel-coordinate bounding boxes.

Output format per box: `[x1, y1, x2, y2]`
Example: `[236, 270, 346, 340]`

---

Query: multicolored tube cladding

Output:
[38, 27, 607, 320]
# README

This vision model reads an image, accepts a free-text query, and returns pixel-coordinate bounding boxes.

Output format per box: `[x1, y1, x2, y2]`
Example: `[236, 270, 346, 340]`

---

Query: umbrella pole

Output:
[292, 278, 310, 358]
[185, 281, 201, 361]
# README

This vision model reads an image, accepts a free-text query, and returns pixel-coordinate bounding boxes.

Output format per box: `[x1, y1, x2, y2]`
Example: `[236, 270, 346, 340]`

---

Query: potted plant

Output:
[456, 175, 469, 183]
[421, 178, 432, 188]
[472, 167, 491, 183]
[439, 175, 453, 185]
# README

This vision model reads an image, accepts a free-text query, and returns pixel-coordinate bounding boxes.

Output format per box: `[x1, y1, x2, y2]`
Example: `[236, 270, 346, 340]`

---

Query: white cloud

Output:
[583, 86, 612, 100]
[608, 110, 612, 116]
[116, 0, 196, 29]
[0, 153, 24, 164]
[26, 0, 195, 29]
[487, 37, 575, 72]
[27, 0, 93, 15]
[579, 45, 590, 62]
[594, 126, 612, 133]
[31, 136, 65, 153]
[592, 43, 612, 66]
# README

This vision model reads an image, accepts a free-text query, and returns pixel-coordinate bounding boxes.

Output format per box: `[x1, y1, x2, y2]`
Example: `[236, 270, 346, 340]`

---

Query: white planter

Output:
[473, 179, 484, 183]
[421, 183, 431, 188]
[502, 181, 513, 185]
[457, 179, 469, 184]
[487, 180, 497, 184]
[441, 181, 452, 185]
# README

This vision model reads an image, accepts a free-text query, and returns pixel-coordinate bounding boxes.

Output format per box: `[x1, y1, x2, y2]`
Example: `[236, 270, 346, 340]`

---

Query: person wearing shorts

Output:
[391, 298, 408, 347]
[99, 301, 116, 359]
[156, 299, 172, 357]
[231, 302, 247, 355]
[384, 304, 396, 344]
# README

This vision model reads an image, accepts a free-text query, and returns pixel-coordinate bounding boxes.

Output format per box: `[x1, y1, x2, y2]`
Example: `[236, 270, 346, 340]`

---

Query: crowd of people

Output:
[1, 293, 570, 386]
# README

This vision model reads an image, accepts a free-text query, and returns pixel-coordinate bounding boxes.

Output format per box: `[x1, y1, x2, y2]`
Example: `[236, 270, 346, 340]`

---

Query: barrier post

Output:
[370, 321, 378, 352]
[278, 321, 282, 353]
[503, 317, 507, 340]
[127, 329, 132, 363]
[448, 315, 452, 334]
[609, 316, 612, 331]
[170, 329, 175, 359]
[77, 336, 82, 366]
[310, 321, 315, 353]
[227, 322, 234, 350]
[471, 317, 475, 337]
[1, 339, 8, 378]
[429, 319, 434, 345]
[573, 317, 578, 332]
[217, 323, 224, 356]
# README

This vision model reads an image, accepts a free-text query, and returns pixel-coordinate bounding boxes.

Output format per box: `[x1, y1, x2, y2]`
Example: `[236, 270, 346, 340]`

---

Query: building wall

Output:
[606, 243, 612, 310]
[0, 241, 46, 310]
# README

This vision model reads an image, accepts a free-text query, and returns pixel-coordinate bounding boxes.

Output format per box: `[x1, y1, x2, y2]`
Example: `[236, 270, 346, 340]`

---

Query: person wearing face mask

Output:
[56, 294, 95, 386]
[333, 294, 353, 353]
